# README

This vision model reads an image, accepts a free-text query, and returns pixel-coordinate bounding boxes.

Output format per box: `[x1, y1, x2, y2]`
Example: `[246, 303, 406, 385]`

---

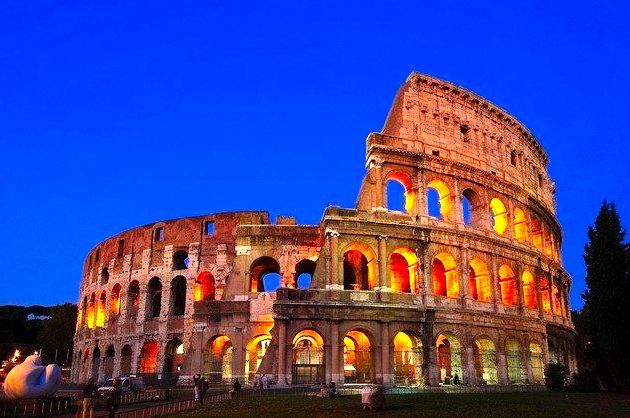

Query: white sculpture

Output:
[3, 354, 61, 399]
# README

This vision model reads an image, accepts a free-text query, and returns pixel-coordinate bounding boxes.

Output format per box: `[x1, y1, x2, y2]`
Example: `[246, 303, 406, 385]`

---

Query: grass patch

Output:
[168, 391, 630, 417]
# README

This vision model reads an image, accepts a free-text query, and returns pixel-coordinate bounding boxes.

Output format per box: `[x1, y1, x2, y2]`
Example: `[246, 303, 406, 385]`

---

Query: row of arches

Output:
[385, 174, 560, 262]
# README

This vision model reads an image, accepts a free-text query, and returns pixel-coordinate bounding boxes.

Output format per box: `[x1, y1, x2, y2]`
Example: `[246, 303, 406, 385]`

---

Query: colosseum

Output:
[72, 72, 576, 388]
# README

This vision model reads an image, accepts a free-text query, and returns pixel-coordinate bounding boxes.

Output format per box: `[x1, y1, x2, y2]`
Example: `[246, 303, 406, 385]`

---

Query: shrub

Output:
[545, 363, 570, 391]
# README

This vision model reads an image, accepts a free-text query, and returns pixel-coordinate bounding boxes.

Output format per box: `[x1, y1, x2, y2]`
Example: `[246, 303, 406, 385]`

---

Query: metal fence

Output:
[0, 397, 74, 417]
[96, 392, 231, 418]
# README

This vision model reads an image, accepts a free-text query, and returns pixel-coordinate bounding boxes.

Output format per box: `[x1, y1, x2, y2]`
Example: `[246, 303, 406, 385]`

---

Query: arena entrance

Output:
[392, 331, 422, 386]
[344, 330, 374, 384]
[292, 330, 325, 385]
[204, 335, 233, 383]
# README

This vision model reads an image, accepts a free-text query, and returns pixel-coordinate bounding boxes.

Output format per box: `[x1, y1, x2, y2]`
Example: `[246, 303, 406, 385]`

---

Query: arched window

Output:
[489, 198, 508, 235]
[427, 180, 452, 221]
[540, 277, 551, 313]
[498, 264, 518, 306]
[147, 277, 162, 318]
[127, 280, 140, 320]
[91, 347, 101, 380]
[249, 257, 281, 292]
[86, 293, 96, 329]
[173, 250, 189, 270]
[529, 342, 544, 383]
[292, 329, 325, 385]
[530, 217, 543, 251]
[469, 258, 492, 302]
[552, 284, 563, 317]
[473, 336, 498, 384]
[170, 276, 187, 316]
[110, 283, 122, 317]
[120, 345, 132, 376]
[543, 225, 553, 258]
[521, 270, 537, 309]
[342, 243, 377, 291]
[462, 188, 482, 227]
[96, 291, 106, 327]
[163, 338, 184, 373]
[295, 259, 316, 289]
[513, 207, 528, 243]
[432, 253, 459, 297]
[139, 340, 159, 373]
[386, 171, 415, 213]
[505, 338, 523, 383]
[195, 271, 215, 301]
[103, 345, 115, 381]
[389, 248, 420, 294]
[101, 267, 109, 285]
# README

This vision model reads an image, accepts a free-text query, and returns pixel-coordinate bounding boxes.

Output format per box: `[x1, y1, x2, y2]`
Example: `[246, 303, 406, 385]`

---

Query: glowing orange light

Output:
[490, 198, 508, 235]
[342, 243, 377, 290]
[390, 248, 419, 293]
[521, 270, 537, 309]
[513, 207, 528, 243]
[498, 264, 517, 306]
[427, 179, 452, 221]
[469, 258, 492, 302]
[432, 252, 459, 297]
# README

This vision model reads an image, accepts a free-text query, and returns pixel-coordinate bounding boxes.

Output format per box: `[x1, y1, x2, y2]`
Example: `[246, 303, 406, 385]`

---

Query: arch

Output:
[489, 198, 508, 235]
[552, 284, 563, 317]
[96, 291, 106, 327]
[513, 207, 529, 243]
[436, 333, 462, 383]
[344, 329, 374, 383]
[540, 277, 551, 313]
[342, 242, 377, 291]
[530, 217, 543, 251]
[204, 335, 233, 383]
[249, 256, 281, 292]
[292, 329, 325, 385]
[147, 277, 162, 318]
[246, 335, 272, 383]
[505, 338, 523, 383]
[468, 258, 492, 302]
[139, 340, 159, 373]
[195, 271, 215, 301]
[173, 250, 189, 270]
[498, 264, 518, 306]
[432, 252, 459, 298]
[543, 226, 553, 258]
[110, 284, 122, 317]
[163, 338, 184, 373]
[127, 280, 140, 320]
[521, 270, 537, 309]
[103, 345, 115, 381]
[101, 267, 109, 285]
[529, 342, 544, 383]
[295, 259, 316, 289]
[170, 276, 187, 316]
[427, 179, 452, 221]
[389, 248, 420, 294]
[392, 331, 423, 386]
[77, 296, 87, 330]
[86, 293, 96, 329]
[91, 346, 101, 381]
[120, 345, 132, 376]
[461, 188, 483, 227]
[386, 171, 415, 213]
[473, 335, 498, 384]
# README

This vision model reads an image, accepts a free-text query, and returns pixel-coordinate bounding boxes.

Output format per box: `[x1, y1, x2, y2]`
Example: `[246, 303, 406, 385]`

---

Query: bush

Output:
[545, 363, 570, 391]
[571, 371, 600, 392]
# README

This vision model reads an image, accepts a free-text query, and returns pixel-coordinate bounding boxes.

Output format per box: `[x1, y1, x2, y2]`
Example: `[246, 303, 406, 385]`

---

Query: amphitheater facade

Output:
[72, 72, 576, 387]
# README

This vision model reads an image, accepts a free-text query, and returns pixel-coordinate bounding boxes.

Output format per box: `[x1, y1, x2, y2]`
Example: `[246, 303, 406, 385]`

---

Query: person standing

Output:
[193, 374, 201, 402]
[200, 376, 209, 404]
[79, 378, 96, 418]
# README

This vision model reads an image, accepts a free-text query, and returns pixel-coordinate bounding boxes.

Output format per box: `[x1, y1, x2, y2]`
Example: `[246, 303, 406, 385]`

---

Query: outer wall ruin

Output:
[72, 72, 576, 387]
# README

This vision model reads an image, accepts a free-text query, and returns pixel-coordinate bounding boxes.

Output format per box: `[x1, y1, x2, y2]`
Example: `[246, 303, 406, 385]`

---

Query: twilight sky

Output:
[1, 1, 629, 308]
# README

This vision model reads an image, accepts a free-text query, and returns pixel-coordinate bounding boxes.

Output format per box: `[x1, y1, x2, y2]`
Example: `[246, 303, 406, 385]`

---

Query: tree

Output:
[37, 303, 77, 365]
[582, 201, 630, 392]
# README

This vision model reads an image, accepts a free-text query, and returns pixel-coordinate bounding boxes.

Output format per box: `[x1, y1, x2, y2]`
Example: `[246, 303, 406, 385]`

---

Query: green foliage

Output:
[545, 362, 570, 390]
[582, 201, 630, 393]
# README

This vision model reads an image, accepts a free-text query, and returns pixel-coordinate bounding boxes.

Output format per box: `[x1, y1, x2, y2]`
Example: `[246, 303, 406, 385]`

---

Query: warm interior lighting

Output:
[436, 333, 462, 381]
[521, 270, 537, 309]
[390, 248, 420, 293]
[540, 277, 551, 313]
[96, 291, 106, 327]
[473, 336, 498, 383]
[490, 198, 508, 235]
[110, 284, 121, 316]
[552, 284, 563, 316]
[432, 252, 459, 297]
[175, 343, 185, 355]
[513, 207, 528, 243]
[427, 179, 452, 221]
[469, 258, 492, 302]
[343, 242, 377, 291]
[196, 271, 215, 301]
[498, 264, 518, 306]
[531, 218, 543, 251]
[139, 340, 159, 373]
[86, 293, 96, 329]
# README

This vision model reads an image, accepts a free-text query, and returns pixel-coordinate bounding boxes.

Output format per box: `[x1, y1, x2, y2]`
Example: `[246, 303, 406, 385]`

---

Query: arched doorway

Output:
[473, 336, 498, 384]
[292, 330, 325, 385]
[392, 331, 422, 386]
[343, 330, 374, 384]
[120, 345, 132, 376]
[529, 342, 544, 383]
[436, 333, 462, 384]
[505, 338, 523, 383]
[204, 335, 233, 383]
[389, 248, 420, 294]
[103, 345, 115, 381]
[139, 340, 159, 374]
[246, 335, 272, 383]
[163, 338, 184, 373]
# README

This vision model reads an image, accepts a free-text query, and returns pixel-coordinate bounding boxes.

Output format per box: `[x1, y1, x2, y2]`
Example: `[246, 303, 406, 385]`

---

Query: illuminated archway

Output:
[505, 338, 523, 383]
[96, 291, 106, 327]
[344, 330, 374, 383]
[436, 333, 462, 383]
[390, 248, 420, 294]
[490, 198, 508, 235]
[521, 270, 537, 309]
[543, 226, 553, 258]
[246, 335, 272, 383]
[552, 284, 563, 317]
[204, 335, 233, 383]
[468, 258, 491, 302]
[498, 264, 518, 306]
[530, 217, 543, 251]
[120, 345, 132, 376]
[86, 293, 96, 329]
[432, 252, 459, 298]
[139, 340, 159, 373]
[393, 331, 423, 386]
[427, 179, 452, 221]
[292, 329, 325, 385]
[127, 280, 140, 320]
[513, 207, 528, 243]
[163, 338, 184, 373]
[195, 271, 215, 301]
[529, 342, 544, 383]
[473, 336, 498, 384]
[110, 284, 121, 317]
[249, 257, 281, 292]
[540, 277, 551, 313]
[386, 171, 415, 214]
[342, 242, 377, 291]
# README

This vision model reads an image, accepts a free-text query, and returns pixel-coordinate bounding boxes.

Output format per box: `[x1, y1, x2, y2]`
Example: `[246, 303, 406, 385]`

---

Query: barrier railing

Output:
[97, 391, 231, 418]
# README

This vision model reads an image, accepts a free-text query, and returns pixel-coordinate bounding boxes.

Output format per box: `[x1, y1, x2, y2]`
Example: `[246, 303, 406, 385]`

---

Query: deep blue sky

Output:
[1, 1, 629, 308]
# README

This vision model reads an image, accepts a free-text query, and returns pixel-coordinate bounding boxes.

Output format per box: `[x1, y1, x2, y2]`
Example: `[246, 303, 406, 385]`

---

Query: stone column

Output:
[380, 322, 392, 385]
[491, 253, 499, 313]
[378, 235, 389, 291]
[160, 280, 172, 318]
[453, 179, 463, 224]
[549, 274, 557, 320]
[131, 340, 141, 374]
[535, 268, 544, 319]
[232, 327, 246, 382]
[465, 346, 477, 385]
[113, 346, 122, 378]
[331, 321, 342, 384]
[276, 319, 288, 386]
[420, 243, 433, 307]
[327, 230, 340, 289]
[516, 263, 525, 315]
[497, 350, 508, 385]
[459, 246, 470, 308]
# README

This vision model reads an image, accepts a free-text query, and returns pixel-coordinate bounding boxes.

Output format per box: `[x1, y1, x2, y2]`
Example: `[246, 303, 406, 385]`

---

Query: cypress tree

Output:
[582, 201, 630, 392]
